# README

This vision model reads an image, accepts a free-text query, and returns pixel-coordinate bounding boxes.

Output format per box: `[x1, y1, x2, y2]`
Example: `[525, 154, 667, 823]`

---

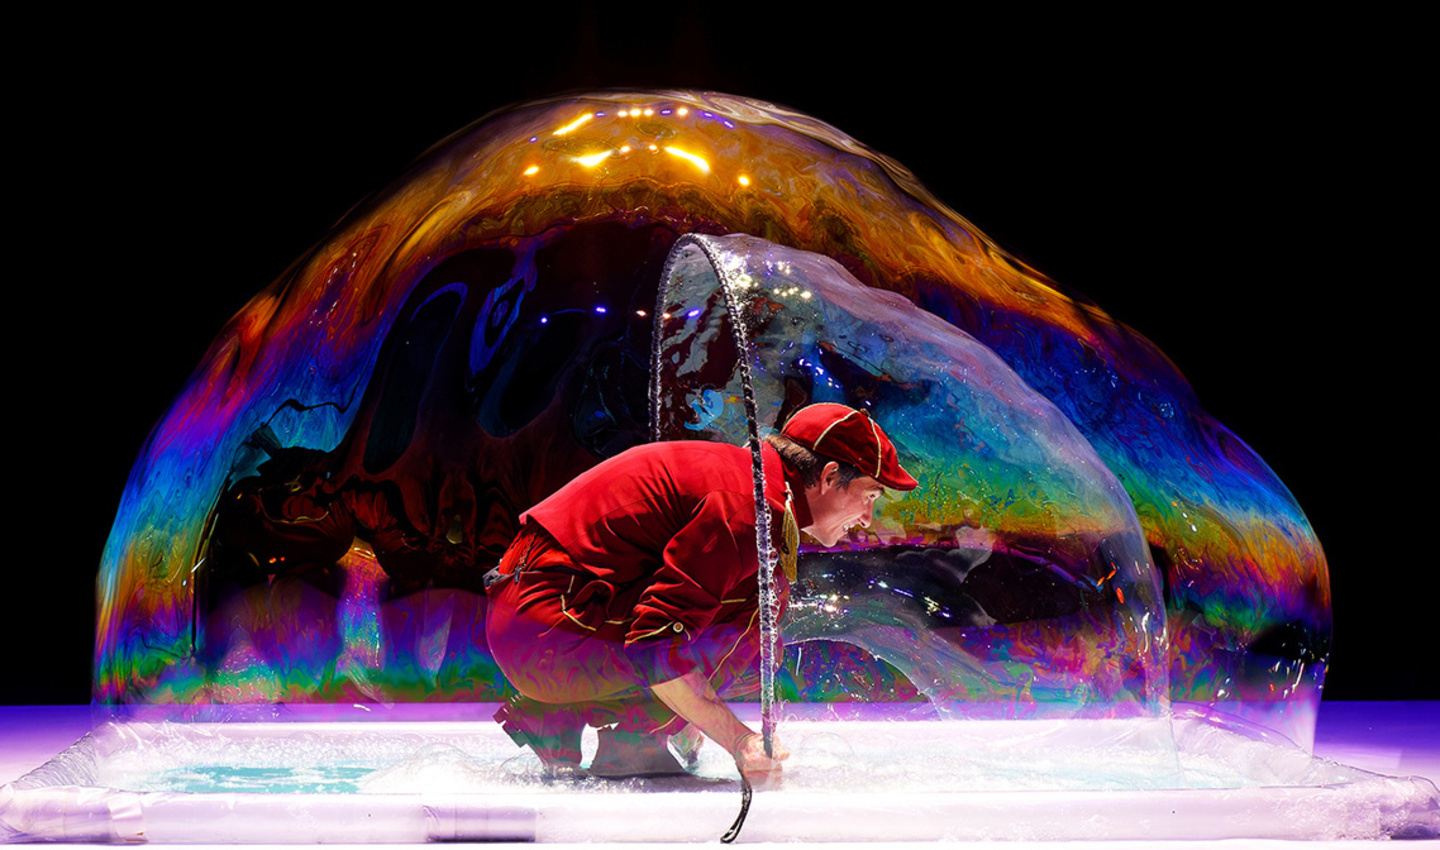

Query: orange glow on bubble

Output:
[552, 113, 593, 136]
[664, 146, 709, 174]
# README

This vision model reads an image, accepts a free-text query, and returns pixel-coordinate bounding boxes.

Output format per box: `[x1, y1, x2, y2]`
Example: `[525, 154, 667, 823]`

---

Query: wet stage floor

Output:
[2, 701, 1437, 847]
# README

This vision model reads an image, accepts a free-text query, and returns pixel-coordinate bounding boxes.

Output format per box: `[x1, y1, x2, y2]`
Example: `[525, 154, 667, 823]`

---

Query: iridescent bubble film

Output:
[95, 91, 1327, 744]
[655, 234, 1164, 717]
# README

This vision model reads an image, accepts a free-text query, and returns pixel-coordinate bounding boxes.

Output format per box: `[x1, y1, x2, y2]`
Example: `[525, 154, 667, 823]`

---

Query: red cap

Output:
[780, 403, 918, 491]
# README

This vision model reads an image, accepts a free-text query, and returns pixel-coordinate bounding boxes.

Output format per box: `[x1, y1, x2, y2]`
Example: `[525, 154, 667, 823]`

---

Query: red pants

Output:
[485, 524, 678, 732]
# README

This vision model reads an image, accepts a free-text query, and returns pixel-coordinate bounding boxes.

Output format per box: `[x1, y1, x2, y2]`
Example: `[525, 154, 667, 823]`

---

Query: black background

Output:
[8, 9, 1429, 704]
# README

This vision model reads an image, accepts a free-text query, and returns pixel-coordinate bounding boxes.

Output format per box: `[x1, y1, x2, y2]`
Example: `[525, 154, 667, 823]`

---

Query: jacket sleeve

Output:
[624, 490, 756, 684]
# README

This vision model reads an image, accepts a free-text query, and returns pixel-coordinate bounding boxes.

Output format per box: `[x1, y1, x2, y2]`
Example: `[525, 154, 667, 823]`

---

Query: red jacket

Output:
[521, 440, 793, 685]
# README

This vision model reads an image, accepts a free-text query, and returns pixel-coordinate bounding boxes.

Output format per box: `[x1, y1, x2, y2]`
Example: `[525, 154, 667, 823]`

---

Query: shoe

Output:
[494, 699, 584, 774]
[587, 726, 689, 778]
[670, 723, 703, 769]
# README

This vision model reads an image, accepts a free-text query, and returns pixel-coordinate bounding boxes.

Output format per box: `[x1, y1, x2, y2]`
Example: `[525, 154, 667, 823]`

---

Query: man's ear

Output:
[820, 461, 841, 492]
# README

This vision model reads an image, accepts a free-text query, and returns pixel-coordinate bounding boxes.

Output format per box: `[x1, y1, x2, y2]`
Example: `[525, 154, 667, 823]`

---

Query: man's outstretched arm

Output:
[650, 669, 788, 785]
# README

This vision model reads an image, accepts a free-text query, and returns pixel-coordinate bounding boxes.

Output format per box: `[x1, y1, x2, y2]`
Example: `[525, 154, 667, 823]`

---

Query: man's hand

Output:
[733, 731, 789, 788]
[651, 670, 788, 786]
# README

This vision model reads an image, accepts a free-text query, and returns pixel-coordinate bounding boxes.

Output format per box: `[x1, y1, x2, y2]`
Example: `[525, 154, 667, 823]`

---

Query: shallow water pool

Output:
[4, 707, 1437, 842]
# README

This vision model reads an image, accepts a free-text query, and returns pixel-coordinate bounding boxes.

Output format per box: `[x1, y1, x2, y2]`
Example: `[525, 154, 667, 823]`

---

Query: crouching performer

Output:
[484, 403, 917, 782]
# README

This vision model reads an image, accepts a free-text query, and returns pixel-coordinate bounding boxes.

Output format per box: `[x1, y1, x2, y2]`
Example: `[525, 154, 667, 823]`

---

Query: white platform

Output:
[2, 703, 1437, 847]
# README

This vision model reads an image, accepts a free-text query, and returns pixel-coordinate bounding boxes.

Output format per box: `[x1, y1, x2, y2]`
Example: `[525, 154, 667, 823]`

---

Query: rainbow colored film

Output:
[655, 235, 1165, 718]
[94, 91, 1327, 744]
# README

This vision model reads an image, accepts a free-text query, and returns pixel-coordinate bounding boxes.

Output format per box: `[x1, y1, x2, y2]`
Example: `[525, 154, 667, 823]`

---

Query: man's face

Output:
[802, 464, 886, 547]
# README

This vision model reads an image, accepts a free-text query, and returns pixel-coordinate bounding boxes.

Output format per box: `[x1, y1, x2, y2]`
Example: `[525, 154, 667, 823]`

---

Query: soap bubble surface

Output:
[95, 90, 1327, 745]
[655, 234, 1164, 717]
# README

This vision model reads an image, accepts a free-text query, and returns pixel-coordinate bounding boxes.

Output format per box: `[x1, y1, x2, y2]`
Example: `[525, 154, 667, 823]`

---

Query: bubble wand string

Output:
[653, 235, 773, 842]
[725, 237, 774, 843]
[721, 777, 753, 843]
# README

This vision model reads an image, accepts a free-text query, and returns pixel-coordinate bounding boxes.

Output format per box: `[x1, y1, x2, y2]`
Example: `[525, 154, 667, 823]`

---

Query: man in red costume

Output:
[483, 403, 917, 782]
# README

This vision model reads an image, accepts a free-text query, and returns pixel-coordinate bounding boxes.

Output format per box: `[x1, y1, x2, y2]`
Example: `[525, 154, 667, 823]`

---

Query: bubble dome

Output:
[95, 90, 1328, 746]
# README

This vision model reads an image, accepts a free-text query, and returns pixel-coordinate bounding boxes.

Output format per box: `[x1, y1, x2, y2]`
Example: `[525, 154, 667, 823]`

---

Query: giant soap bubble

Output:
[95, 90, 1327, 746]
